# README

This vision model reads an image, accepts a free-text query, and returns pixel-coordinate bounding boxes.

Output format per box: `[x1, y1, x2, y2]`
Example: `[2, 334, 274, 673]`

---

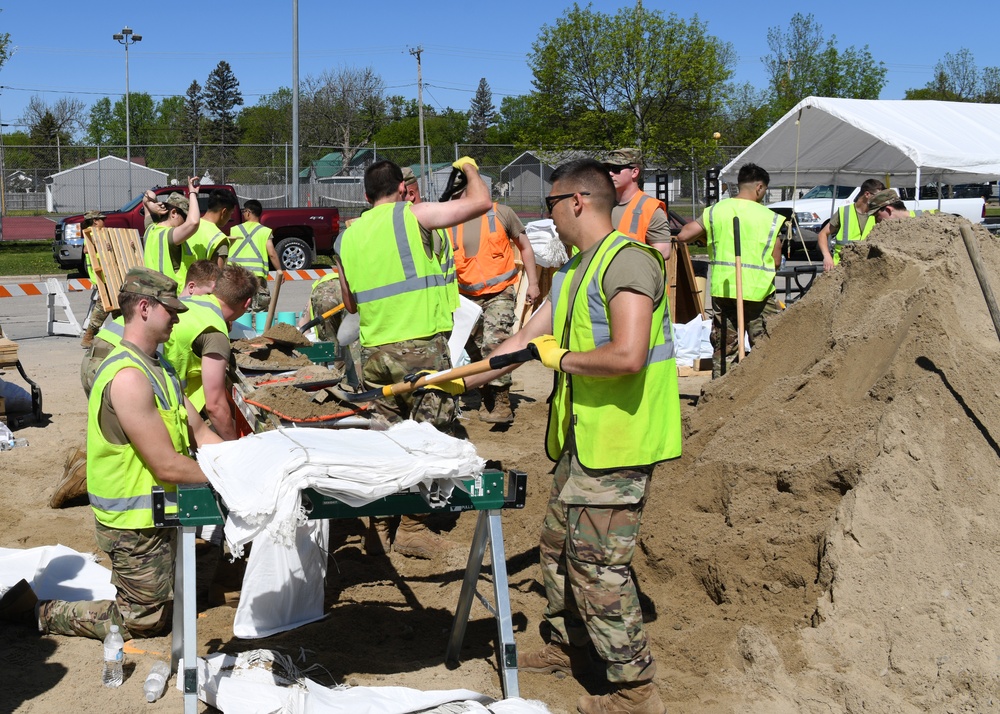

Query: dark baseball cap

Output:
[119, 267, 188, 312]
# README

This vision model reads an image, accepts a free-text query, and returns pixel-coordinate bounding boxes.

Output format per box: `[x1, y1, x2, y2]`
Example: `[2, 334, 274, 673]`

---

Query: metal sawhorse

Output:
[155, 468, 527, 713]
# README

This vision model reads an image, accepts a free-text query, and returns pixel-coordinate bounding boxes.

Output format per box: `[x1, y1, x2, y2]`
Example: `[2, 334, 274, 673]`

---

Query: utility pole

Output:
[291, 0, 300, 207]
[409, 46, 426, 198]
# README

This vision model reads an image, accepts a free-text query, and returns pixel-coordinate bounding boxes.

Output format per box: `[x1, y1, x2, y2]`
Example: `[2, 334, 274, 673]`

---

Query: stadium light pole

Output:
[113, 26, 141, 198]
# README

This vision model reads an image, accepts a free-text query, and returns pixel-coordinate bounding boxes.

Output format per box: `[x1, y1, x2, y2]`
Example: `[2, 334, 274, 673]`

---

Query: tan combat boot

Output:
[50, 446, 88, 508]
[577, 681, 665, 714]
[392, 517, 459, 559]
[480, 387, 513, 424]
[518, 642, 591, 677]
[80, 328, 95, 349]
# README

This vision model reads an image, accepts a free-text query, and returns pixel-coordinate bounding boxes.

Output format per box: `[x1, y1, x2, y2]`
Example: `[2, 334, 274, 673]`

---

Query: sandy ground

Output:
[5, 214, 1000, 713]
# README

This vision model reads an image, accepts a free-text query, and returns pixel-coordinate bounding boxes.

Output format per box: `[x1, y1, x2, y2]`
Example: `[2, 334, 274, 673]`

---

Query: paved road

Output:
[0, 276, 316, 342]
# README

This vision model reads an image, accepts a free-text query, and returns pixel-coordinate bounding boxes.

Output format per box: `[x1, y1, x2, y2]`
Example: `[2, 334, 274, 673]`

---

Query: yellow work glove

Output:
[405, 370, 466, 396]
[528, 335, 569, 372]
[452, 156, 480, 173]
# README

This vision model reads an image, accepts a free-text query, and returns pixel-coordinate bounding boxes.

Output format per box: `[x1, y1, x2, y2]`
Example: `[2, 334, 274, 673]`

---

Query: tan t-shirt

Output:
[563, 237, 664, 327]
[98, 341, 169, 446]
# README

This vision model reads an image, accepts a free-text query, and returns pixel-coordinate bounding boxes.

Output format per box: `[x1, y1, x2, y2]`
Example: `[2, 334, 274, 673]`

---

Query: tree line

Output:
[1, 7, 997, 176]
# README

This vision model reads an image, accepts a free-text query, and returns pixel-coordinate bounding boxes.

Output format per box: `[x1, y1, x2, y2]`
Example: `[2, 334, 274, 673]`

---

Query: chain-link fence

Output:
[0, 141, 755, 221]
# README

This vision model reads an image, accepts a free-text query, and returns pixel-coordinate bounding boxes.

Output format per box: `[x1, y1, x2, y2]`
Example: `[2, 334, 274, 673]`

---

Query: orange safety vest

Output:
[448, 204, 520, 297]
[615, 192, 667, 244]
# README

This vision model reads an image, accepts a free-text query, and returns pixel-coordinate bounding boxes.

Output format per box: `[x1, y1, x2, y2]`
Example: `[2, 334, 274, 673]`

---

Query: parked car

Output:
[53, 185, 340, 271]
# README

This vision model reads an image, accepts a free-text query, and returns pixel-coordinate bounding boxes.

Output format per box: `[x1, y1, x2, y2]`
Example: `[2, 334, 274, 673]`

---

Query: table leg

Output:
[171, 526, 199, 714]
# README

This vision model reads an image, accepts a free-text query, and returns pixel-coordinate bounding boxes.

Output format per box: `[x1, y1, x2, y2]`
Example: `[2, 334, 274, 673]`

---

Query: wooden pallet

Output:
[0, 336, 18, 367]
[84, 227, 145, 310]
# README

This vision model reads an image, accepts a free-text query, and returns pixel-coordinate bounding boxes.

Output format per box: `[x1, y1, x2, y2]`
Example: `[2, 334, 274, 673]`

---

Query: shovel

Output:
[333, 347, 536, 403]
[298, 303, 345, 333]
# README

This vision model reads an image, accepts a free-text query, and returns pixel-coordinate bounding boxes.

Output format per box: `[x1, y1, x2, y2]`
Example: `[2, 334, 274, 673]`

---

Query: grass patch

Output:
[0, 240, 76, 277]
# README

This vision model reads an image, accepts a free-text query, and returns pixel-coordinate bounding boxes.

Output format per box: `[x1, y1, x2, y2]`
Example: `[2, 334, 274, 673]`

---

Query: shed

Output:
[300, 149, 374, 181]
[44, 156, 167, 214]
[722, 97, 1000, 191]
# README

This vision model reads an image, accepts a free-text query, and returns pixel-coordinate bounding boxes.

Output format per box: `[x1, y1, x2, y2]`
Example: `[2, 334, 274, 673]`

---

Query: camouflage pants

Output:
[359, 333, 455, 431]
[38, 522, 176, 640]
[465, 286, 516, 389]
[310, 277, 345, 343]
[86, 291, 108, 334]
[538, 447, 656, 684]
[250, 276, 271, 313]
[711, 293, 780, 378]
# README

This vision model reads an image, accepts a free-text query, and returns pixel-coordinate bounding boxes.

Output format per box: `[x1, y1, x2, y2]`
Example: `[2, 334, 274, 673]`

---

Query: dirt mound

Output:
[641, 215, 1000, 710]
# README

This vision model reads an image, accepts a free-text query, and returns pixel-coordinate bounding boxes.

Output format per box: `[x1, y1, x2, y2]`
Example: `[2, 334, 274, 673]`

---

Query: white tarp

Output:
[723, 97, 1000, 187]
[0, 545, 115, 601]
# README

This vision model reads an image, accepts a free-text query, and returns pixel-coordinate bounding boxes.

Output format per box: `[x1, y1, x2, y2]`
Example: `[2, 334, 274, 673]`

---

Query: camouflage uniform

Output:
[359, 333, 455, 430]
[538, 440, 656, 684]
[250, 276, 271, 313]
[38, 522, 176, 640]
[80, 337, 115, 396]
[464, 285, 516, 389]
[310, 275, 346, 343]
[710, 294, 780, 378]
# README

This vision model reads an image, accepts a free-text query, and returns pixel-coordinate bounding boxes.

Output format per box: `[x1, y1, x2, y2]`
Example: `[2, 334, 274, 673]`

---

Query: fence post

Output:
[97, 145, 102, 212]
[284, 143, 289, 208]
[192, 143, 197, 180]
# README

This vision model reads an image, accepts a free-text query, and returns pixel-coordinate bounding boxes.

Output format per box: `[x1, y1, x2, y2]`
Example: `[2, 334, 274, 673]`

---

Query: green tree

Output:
[182, 80, 203, 144]
[86, 97, 115, 145]
[528, 3, 735, 156]
[904, 49, 1000, 102]
[467, 78, 496, 145]
[202, 61, 243, 145]
[237, 88, 292, 145]
[21, 96, 86, 141]
[763, 13, 886, 119]
[717, 82, 773, 149]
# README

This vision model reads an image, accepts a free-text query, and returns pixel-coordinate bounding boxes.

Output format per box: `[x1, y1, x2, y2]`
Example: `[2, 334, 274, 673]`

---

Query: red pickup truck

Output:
[53, 184, 340, 270]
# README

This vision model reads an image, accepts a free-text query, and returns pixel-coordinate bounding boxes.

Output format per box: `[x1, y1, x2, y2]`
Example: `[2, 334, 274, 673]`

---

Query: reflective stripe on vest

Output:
[336, 202, 453, 346]
[230, 223, 269, 276]
[705, 199, 783, 301]
[615, 192, 667, 243]
[449, 205, 519, 296]
[87, 345, 188, 527]
[546, 232, 681, 469]
[162, 295, 227, 409]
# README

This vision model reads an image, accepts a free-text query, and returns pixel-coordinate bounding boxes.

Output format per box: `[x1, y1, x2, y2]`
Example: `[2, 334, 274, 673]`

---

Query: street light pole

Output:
[113, 26, 141, 198]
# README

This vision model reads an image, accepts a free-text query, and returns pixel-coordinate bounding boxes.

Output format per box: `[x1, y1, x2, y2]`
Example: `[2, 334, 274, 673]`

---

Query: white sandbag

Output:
[336, 311, 360, 347]
[672, 315, 713, 367]
[524, 219, 568, 268]
[233, 520, 329, 639]
[449, 295, 482, 367]
[0, 544, 115, 601]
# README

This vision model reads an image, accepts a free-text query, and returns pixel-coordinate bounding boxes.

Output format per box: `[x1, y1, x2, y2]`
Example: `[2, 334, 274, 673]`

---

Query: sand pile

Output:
[641, 215, 1000, 711]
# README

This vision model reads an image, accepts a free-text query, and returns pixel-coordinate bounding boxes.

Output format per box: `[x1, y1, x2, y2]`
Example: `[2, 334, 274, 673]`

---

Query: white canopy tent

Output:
[722, 97, 1000, 196]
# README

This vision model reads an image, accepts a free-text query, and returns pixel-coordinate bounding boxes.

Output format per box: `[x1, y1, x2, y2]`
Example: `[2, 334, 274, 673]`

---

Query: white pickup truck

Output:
[768, 184, 986, 249]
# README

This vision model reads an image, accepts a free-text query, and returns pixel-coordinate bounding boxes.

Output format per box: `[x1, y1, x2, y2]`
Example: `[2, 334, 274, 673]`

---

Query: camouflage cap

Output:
[605, 147, 642, 168]
[161, 192, 189, 214]
[867, 188, 901, 214]
[83, 210, 106, 220]
[119, 267, 188, 312]
[401, 166, 418, 186]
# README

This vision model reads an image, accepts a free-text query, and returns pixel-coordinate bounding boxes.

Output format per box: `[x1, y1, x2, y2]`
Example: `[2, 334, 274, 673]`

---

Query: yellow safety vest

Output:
[162, 295, 227, 411]
[832, 203, 875, 265]
[143, 224, 191, 287]
[189, 219, 229, 263]
[87, 343, 188, 529]
[335, 202, 452, 347]
[704, 198, 784, 301]
[230, 221, 272, 277]
[546, 232, 681, 469]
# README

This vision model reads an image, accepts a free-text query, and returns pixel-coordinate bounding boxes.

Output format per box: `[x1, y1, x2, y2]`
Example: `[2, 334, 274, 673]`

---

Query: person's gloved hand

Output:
[404, 369, 466, 396]
[528, 335, 568, 371]
[452, 156, 480, 173]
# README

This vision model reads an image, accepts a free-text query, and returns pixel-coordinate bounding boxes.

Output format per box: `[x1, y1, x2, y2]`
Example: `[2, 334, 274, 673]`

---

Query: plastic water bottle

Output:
[143, 660, 170, 702]
[102, 624, 124, 687]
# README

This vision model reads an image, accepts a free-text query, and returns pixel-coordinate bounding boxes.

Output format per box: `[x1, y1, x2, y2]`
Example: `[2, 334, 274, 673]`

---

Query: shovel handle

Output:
[340, 347, 537, 403]
[299, 302, 346, 333]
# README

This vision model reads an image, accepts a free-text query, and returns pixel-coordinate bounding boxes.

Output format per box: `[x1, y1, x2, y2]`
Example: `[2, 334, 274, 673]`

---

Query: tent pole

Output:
[915, 168, 921, 205]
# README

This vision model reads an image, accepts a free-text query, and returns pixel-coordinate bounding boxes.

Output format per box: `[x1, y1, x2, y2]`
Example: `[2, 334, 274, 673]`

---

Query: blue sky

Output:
[0, 1, 993, 136]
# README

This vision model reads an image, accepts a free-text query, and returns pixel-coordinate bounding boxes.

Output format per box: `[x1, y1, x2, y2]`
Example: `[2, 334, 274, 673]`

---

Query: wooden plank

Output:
[88, 227, 145, 311]
[84, 228, 113, 311]
[668, 241, 705, 324]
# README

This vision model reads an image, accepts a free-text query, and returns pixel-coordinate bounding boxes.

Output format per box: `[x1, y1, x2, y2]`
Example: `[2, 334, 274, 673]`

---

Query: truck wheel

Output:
[276, 237, 312, 270]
